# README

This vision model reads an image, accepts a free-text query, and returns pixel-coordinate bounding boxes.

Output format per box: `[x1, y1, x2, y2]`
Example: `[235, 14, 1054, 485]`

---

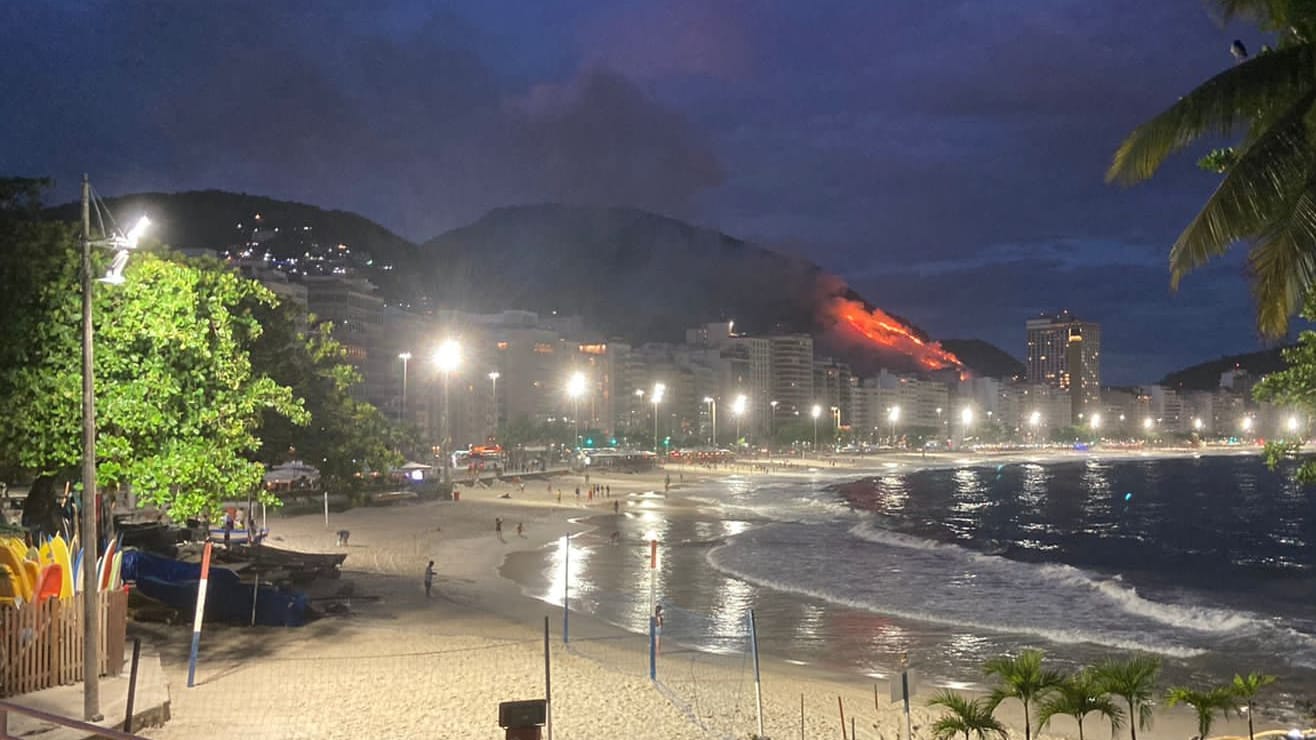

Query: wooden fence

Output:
[0, 590, 128, 698]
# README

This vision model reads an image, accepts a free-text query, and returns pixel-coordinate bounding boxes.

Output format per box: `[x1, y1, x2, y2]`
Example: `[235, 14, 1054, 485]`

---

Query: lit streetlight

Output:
[1143, 417, 1154, 432]
[1287, 415, 1301, 435]
[433, 338, 462, 486]
[732, 393, 748, 445]
[1193, 417, 1203, 432]
[769, 400, 779, 441]
[888, 405, 901, 447]
[1028, 410, 1041, 444]
[79, 176, 150, 720]
[1241, 415, 1255, 435]
[567, 371, 587, 451]
[1091, 412, 1103, 432]
[704, 397, 716, 448]
[488, 371, 500, 437]
[652, 383, 666, 455]
[811, 403, 822, 450]
[397, 352, 412, 423]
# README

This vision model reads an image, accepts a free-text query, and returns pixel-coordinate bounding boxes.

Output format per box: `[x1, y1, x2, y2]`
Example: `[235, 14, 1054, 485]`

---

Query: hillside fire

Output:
[829, 296, 963, 372]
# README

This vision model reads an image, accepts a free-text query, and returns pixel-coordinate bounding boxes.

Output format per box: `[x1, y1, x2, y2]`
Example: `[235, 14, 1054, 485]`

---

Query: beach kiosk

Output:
[498, 699, 546, 739]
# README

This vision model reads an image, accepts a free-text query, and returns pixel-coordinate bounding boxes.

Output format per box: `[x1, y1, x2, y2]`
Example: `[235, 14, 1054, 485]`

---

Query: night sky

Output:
[0, 1, 1276, 383]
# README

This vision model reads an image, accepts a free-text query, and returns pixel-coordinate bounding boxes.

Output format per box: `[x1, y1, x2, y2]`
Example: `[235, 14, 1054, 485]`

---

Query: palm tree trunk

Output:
[1077, 717, 1085, 740]
[1128, 700, 1138, 740]
[1023, 700, 1031, 740]
[1248, 701, 1255, 740]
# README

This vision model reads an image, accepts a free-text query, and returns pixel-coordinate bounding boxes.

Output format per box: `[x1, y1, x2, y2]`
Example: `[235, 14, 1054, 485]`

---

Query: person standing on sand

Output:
[613, 500, 619, 514]
[424, 561, 435, 598]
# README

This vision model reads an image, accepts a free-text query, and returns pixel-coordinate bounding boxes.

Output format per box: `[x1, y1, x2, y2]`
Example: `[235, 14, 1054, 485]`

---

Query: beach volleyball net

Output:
[561, 584, 764, 740]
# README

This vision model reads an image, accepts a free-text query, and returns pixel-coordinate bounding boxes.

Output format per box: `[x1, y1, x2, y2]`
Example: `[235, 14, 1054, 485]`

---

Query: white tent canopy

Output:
[264, 461, 321, 483]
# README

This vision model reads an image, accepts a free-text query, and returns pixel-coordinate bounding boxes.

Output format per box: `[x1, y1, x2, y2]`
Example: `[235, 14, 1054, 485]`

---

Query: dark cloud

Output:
[0, 1, 721, 240]
[0, 0, 1281, 379]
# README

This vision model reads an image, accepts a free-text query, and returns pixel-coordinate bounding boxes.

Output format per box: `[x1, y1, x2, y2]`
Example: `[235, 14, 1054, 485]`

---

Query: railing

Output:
[0, 699, 145, 739]
[0, 590, 128, 698]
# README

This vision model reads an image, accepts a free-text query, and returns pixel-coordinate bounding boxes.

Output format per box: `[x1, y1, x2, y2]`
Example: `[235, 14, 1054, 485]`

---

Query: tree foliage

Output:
[1166, 685, 1241, 740]
[248, 301, 402, 488]
[0, 183, 307, 517]
[984, 649, 1065, 740]
[1093, 656, 1161, 740]
[1254, 291, 1316, 482]
[1038, 670, 1124, 740]
[1108, 0, 1316, 336]
[1232, 672, 1278, 740]
[927, 691, 1008, 740]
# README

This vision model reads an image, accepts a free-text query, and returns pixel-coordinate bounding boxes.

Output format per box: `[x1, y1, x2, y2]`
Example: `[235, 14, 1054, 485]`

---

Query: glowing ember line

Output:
[831, 297, 962, 371]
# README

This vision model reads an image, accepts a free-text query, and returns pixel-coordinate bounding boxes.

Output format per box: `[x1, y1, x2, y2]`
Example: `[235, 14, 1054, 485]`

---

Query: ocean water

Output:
[506, 453, 1316, 710]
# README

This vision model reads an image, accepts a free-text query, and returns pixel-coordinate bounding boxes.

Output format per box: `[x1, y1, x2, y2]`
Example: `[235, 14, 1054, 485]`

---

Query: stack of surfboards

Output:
[0, 534, 124, 608]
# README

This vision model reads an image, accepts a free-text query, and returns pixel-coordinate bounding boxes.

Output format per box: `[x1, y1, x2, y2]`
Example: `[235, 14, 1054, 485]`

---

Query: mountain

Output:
[46, 190, 423, 299]
[941, 339, 1025, 379]
[421, 204, 960, 374]
[1159, 346, 1291, 390]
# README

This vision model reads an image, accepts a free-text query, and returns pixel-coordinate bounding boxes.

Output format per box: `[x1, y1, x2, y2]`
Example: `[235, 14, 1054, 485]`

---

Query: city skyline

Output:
[0, 1, 1283, 385]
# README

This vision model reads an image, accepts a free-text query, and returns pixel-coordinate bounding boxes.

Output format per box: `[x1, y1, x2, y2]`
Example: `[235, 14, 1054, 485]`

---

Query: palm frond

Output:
[1167, 90, 1316, 288]
[1108, 43, 1316, 184]
[1249, 180, 1316, 335]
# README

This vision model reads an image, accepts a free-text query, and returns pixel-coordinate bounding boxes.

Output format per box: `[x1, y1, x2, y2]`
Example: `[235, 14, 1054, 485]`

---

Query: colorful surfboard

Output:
[50, 535, 73, 599]
[35, 563, 61, 604]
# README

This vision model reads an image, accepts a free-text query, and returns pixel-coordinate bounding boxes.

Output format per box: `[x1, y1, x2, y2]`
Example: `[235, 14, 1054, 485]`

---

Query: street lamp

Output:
[79, 176, 150, 720]
[652, 383, 666, 455]
[397, 352, 412, 423]
[1287, 415, 1301, 438]
[1028, 410, 1041, 444]
[769, 400, 779, 441]
[732, 394, 748, 445]
[1241, 415, 1254, 435]
[567, 371, 587, 451]
[704, 397, 716, 448]
[433, 339, 462, 486]
[1143, 417, 1154, 433]
[887, 405, 901, 447]
[1193, 417, 1203, 432]
[488, 371, 500, 437]
[811, 403, 822, 450]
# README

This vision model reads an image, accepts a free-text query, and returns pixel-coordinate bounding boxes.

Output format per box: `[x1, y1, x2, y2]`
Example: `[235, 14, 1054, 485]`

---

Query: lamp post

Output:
[1142, 416, 1154, 442]
[79, 176, 150, 721]
[1287, 414, 1301, 440]
[811, 404, 822, 450]
[567, 371, 587, 451]
[433, 339, 461, 486]
[732, 394, 748, 446]
[769, 400, 778, 442]
[652, 383, 666, 456]
[1091, 412, 1103, 438]
[1028, 410, 1041, 445]
[888, 405, 901, 447]
[1240, 415, 1255, 439]
[397, 352, 412, 423]
[960, 407, 974, 447]
[488, 371, 500, 438]
[704, 397, 716, 448]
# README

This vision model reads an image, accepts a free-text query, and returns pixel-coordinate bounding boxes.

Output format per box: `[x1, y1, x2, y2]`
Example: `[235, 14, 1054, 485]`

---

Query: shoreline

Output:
[142, 449, 1295, 738]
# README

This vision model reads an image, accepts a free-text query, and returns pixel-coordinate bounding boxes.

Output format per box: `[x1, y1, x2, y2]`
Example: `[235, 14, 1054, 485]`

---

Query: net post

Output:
[648, 616, 656, 681]
[750, 610, 764, 738]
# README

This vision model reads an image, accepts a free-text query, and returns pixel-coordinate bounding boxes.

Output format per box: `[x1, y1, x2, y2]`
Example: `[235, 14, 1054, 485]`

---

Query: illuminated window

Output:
[534, 343, 554, 353]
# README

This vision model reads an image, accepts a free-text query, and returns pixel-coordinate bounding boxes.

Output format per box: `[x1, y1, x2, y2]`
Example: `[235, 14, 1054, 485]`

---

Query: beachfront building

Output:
[999, 383, 1071, 439]
[770, 334, 814, 418]
[814, 357, 853, 428]
[304, 275, 388, 408]
[851, 370, 949, 443]
[1026, 310, 1101, 423]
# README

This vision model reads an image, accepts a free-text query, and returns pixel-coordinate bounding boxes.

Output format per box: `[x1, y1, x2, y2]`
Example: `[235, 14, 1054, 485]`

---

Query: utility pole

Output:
[80, 174, 102, 721]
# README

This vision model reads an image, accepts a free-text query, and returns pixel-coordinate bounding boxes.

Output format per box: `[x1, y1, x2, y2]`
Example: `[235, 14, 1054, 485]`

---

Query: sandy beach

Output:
[136, 449, 1276, 739]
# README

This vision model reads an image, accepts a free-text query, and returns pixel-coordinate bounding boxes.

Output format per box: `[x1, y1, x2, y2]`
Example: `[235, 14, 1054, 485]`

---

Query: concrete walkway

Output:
[2, 645, 170, 739]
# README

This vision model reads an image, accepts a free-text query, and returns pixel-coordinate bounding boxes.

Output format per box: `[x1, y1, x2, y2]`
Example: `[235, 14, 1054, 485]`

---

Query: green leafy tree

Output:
[984, 649, 1065, 740]
[927, 691, 1008, 740]
[1093, 656, 1162, 740]
[0, 206, 307, 517]
[1108, 0, 1316, 336]
[1, 180, 310, 518]
[1254, 292, 1316, 482]
[248, 300, 402, 490]
[1232, 672, 1278, 740]
[1038, 670, 1125, 740]
[1166, 685, 1240, 740]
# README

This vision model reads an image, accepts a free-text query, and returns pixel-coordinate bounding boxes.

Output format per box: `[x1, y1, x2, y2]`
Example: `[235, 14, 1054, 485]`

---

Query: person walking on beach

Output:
[516, 522, 524, 538]
[495, 517, 503, 538]
[424, 561, 435, 598]
[613, 500, 619, 514]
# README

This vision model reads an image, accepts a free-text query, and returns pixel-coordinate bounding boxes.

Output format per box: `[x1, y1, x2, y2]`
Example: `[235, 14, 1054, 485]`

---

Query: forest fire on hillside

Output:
[829, 297, 963, 372]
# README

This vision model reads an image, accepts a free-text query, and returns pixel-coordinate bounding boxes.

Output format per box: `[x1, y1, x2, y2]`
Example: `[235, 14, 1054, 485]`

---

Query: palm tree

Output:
[1166, 685, 1241, 740]
[1038, 670, 1125, 740]
[928, 691, 1009, 740]
[1093, 656, 1162, 740]
[1232, 672, 1278, 740]
[1107, 0, 1316, 337]
[983, 649, 1065, 740]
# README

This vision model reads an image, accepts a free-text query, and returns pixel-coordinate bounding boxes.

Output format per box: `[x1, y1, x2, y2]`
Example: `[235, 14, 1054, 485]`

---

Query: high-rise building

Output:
[769, 334, 814, 417]
[1026, 311, 1100, 422]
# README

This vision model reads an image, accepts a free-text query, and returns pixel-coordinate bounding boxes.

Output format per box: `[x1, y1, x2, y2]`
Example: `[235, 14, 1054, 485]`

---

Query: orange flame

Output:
[830, 297, 963, 372]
